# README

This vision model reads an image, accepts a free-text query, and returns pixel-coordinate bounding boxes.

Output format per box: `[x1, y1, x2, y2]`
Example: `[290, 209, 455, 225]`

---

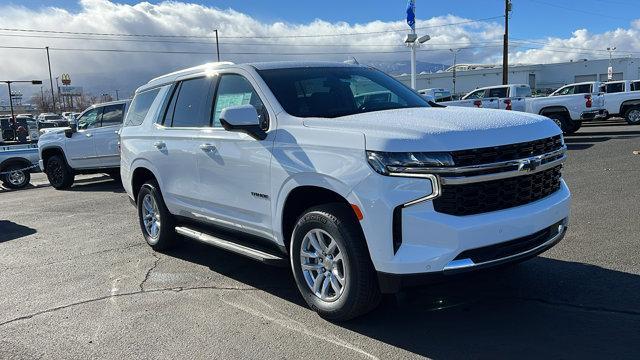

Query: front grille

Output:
[433, 165, 562, 216]
[451, 135, 563, 167]
[452, 221, 562, 264]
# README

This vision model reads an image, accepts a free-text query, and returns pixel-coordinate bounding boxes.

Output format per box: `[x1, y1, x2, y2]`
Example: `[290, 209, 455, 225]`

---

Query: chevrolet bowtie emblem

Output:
[518, 157, 543, 172]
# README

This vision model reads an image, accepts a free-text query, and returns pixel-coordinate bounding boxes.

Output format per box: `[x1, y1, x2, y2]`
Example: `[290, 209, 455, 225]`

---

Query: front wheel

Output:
[625, 106, 640, 125]
[137, 180, 176, 250]
[290, 203, 381, 321]
[45, 155, 74, 189]
[1, 164, 31, 189]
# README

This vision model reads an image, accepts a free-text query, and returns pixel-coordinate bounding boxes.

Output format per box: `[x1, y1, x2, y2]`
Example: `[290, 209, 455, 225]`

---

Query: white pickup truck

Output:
[121, 61, 570, 320]
[38, 100, 130, 189]
[599, 80, 640, 124]
[443, 83, 605, 134]
[441, 84, 531, 112]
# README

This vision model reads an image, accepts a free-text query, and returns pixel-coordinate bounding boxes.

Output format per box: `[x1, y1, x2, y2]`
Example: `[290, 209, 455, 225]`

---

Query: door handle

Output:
[154, 141, 166, 150]
[199, 143, 217, 152]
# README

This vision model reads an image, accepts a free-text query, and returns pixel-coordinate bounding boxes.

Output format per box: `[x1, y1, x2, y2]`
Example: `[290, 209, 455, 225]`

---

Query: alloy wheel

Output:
[299, 229, 347, 302]
[142, 193, 161, 240]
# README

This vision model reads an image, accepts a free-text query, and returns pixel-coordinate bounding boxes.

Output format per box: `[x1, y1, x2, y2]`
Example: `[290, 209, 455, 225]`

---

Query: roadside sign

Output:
[608, 66, 613, 81]
[60, 86, 82, 96]
[61, 73, 71, 86]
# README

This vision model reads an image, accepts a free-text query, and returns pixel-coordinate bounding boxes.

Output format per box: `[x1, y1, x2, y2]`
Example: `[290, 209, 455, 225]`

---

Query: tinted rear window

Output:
[125, 89, 160, 126]
[169, 77, 214, 128]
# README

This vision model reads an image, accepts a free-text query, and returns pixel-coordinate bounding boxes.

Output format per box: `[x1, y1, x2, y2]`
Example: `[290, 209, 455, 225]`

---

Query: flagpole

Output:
[410, 1, 417, 90]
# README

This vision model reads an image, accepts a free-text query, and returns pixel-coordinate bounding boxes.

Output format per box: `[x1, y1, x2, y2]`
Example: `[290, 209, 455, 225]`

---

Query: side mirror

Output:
[219, 105, 267, 140]
[64, 123, 77, 138]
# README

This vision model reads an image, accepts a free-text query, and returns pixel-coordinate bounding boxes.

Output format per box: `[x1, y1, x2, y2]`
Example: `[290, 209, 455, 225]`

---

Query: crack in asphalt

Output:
[0, 285, 264, 327]
[139, 251, 161, 292]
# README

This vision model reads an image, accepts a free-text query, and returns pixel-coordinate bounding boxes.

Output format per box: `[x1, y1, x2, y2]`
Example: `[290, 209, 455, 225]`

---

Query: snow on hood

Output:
[302, 107, 561, 152]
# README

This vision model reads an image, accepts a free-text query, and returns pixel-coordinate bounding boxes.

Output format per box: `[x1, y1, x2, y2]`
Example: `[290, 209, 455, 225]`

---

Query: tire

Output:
[290, 203, 381, 321]
[1, 164, 31, 189]
[45, 155, 74, 189]
[137, 180, 176, 250]
[624, 106, 640, 125]
[547, 113, 580, 135]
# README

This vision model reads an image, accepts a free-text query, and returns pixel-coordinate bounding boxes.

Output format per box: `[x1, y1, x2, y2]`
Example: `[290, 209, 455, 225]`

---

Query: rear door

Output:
[150, 76, 216, 216]
[484, 87, 507, 109]
[93, 103, 126, 168]
[66, 107, 101, 169]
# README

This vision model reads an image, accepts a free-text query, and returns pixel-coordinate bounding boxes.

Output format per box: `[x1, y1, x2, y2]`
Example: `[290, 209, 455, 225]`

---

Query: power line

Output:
[0, 44, 504, 56]
[0, 16, 503, 40]
[0, 32, 502, 48]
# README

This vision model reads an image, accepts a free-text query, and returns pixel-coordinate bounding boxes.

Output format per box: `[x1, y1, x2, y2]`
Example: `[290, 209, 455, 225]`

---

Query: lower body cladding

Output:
[350, 175, 571, 293]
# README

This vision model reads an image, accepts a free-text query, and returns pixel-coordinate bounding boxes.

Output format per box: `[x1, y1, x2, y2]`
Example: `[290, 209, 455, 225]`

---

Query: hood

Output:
[39, 127, 70, 137]
[302, 107, 561, 152]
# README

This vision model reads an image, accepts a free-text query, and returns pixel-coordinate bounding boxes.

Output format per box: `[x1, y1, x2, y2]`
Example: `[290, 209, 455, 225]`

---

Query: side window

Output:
[574, 84, 592, 94]
[555, 86, 574, 96]
[77, 108, 102, 130]
[632, 81, 640, 92]
[213, 74, 269, 130]
[515, 87, 531, 98]
[125, 88, 160, 126]
[606, 83, 625, 93]
[488, 87, 508, 98]
[465, 89, 486, 99]
[168, 77, 214, 128]
[101, 104, 126, 127]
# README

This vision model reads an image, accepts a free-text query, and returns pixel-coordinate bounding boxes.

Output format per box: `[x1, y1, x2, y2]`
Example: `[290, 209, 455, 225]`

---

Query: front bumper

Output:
[377, 220, 567, 293]
[350, 172, 571, 276]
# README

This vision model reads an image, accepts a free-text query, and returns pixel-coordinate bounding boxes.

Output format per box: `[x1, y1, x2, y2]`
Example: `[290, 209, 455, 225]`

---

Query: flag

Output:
[406, 0, 416, 31]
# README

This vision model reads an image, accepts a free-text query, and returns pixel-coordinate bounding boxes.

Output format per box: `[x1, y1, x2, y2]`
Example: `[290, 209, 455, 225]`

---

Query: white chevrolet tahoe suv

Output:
[38, 100, 130, 189]
[121, 62, 571, 320]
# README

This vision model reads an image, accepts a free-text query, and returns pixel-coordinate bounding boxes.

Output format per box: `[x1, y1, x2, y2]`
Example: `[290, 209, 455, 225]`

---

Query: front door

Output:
[93, 103, 126, 167]
[197, 72, 274, 239]
[66, 107, 101, 169]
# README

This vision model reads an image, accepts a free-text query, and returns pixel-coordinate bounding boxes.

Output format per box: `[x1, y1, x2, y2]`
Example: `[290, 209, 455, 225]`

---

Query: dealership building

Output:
[397, 57, 640, 96]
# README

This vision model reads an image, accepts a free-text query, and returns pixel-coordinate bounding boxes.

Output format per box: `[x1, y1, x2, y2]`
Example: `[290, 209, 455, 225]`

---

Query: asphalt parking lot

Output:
[1, 119, 639, 359]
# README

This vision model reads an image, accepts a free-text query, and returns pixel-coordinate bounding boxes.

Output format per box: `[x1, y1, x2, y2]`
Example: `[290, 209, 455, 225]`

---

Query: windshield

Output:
[257, 67, 428, 118]
[44, 115, 63, 120]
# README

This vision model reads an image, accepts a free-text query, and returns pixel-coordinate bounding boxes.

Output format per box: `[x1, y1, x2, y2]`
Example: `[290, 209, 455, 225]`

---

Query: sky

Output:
[1, 0, 639, 100]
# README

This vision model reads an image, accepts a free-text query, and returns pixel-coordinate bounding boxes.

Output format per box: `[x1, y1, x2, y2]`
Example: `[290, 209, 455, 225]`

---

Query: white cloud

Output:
[0, 0, 638, 99]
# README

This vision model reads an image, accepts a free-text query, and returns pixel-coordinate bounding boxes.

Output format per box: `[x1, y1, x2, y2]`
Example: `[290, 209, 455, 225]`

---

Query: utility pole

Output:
[7, 82, 14, 120]
[115, 89, 120, 100]
[45, 46, 56, 112]
[215, 29, 220, 62]
[502, 0, 512, 85]
[450, 48, 461, 96]
[607, 47, 616, 80]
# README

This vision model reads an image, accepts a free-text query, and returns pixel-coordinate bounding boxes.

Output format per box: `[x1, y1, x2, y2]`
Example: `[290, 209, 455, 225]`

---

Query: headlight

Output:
[366, 151, 454, 175]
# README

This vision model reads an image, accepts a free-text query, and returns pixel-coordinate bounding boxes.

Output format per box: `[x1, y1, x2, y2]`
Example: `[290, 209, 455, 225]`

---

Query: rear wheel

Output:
[624, 106, 640, 125]
[547, 113, 580, 135]
[137, 180, 176, 250]
[1, 164, 31, 189]
[45, 155, 74, 189]
[290, 203, 380, 321]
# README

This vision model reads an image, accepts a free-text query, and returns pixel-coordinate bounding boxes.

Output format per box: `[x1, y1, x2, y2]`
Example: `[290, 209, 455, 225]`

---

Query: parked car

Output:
[0, 143, 39, 189]
[441, 84, 531, 111]
[598, 80, 640, 124]
[418, 88, 453, 102]
[120, 61, 570, 321]
[37, 113, 68, 129]
[38, 99, 130, 189]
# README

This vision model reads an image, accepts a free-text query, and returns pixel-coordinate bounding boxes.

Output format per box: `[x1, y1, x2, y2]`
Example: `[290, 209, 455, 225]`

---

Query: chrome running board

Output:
[175, 226, 286, 266]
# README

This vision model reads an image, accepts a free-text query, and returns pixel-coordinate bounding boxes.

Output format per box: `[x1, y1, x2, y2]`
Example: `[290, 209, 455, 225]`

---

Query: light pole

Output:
[607, 46, 617, 81]
[450, 48, 462, 96]
[45, 46, 56, 112]
[405, 34, 431, 90]
[2, 80, 43, 120]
